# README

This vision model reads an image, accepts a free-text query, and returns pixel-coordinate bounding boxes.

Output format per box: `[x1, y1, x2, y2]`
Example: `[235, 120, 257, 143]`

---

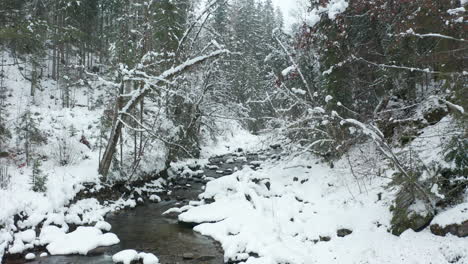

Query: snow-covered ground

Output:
[177, 153, 467, 263]
[200, 121, 272, 158]
[0, 52, 167, 262]
[1, 50, 466, 263]
[176, 118, 468, 264]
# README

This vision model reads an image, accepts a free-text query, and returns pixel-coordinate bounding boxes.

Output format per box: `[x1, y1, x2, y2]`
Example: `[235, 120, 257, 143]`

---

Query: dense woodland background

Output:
[0, 0, 467, 241]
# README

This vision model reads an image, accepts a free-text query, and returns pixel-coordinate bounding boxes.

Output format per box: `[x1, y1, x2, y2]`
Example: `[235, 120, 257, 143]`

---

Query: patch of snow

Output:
[281, 66, 295, 77]
[291, 88, 306, 95]
[200, 123, 267, 157]
[46, 226, 119, 255]
[432, 203, 468, 226]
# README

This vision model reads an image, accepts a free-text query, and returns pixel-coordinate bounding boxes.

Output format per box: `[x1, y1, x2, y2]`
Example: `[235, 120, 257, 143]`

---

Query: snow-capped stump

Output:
[336, 228, 353, 237]
[112, 249, 139, 264]
[95, 221, 112, 232]
[25, 252, 35, 260]
[39, 252, 48, 257]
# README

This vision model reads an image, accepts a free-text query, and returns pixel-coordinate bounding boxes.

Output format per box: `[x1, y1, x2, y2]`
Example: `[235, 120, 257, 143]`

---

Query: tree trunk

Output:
[30, 59, 37, 97]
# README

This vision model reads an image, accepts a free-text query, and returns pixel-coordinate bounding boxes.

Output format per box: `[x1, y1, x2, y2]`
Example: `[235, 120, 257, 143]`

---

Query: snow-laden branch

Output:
[119, 112, 195, 158]
[429, 96, 466, 115]
[273, 30, 314, 101]
[177, 0, 228, 53]
[99, 48, 230, 177]
[335, 113, 435, 210]
[394, 29, 468, 43]
[355, 56, 466, 76]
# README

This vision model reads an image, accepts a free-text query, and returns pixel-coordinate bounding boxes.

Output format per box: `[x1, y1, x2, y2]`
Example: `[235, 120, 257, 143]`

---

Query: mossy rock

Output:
[390, 206, 433, 236]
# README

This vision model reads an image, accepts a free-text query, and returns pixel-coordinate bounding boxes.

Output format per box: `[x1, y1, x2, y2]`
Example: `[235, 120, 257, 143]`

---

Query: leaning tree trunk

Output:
[97, 49, 229, 179]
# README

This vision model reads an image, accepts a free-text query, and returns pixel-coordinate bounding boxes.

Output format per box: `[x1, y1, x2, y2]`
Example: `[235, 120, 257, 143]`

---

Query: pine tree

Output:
[16, 109, 44, 166]
[31, 158, 47, 192]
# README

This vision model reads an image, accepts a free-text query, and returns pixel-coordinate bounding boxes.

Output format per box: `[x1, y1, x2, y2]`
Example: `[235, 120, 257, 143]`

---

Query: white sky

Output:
[271, 0, 301, 28]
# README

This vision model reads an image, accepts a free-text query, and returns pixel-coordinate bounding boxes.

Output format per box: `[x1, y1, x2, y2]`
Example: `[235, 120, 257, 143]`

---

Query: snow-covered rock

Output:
[46, 226, 119, 255]
[8, 239, 26, 254]
[16, 230, 36, 244]
[39, 225, 66, 246]
[95, 221, 112, 232]
[112, 249, 139, 264]
[25, 252, 36, 260]
[149, 195, 161, 202]
[138, 252, 159, 264]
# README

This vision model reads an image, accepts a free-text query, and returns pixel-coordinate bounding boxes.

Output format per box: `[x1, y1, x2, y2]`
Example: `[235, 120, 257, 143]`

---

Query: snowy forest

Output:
[0, 0, 467, 263]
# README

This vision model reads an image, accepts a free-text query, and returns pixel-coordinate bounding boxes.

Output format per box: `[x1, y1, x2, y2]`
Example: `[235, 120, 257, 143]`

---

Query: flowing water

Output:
[5, 150, 272, 264]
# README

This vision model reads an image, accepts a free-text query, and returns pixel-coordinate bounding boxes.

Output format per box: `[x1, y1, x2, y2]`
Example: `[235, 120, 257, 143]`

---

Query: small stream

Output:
[6, 149, 276, 264]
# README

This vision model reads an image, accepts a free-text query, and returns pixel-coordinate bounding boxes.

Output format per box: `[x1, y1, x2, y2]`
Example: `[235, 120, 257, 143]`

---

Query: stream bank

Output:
[4, 148, 270, 264]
